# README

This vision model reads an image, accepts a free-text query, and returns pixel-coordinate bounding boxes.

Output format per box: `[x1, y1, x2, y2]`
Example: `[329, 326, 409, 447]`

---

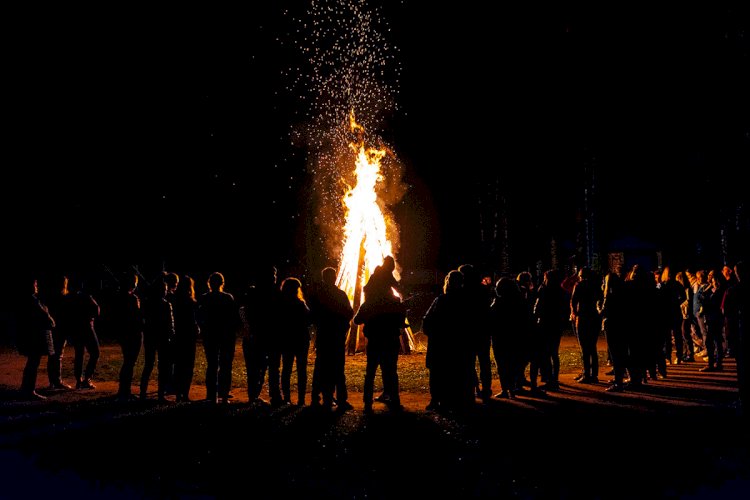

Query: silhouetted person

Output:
[68, 277, 100, 389]
[363, 255, 400, 299]
[163, 272, 179, 393]
[515, 272, 536, 390]
[173, 275, 199, 402]
[676, 271, 696, 362]
[623, 264, 658, 388]
[533, 269, 568, 391]
[354, 272, 406, 413]
[241, 266, 280, 405]
[18, 278, 55, 400]
[140, 280, 175, 402]
[489, 277, 526, 399]
[660, 267, 686, 366]
[113, 272, 143, 401]
[199, 272, 240, 404]
[362, 255, 402, 404]
[309, 267, 354, 410]
[570, 268, 602, 383]
[43, 274, 72, 390]
[278, 278, 312, 406]
[599, 272, 628, 391]
[458, 264, 492, 402]
[700, 270, 726, 372]
[423, 270, 474, 412]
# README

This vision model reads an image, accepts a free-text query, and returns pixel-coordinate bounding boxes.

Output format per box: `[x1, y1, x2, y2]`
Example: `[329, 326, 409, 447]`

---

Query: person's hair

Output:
[516, 271, 532, 286]
[281, 277, 305, 303]
[57, 275, 70, 296]
[603, 272, 622, 298]
[577, 267, 591, 281]
[208, 272, 225, 292]
[675, 271, 688, 288]
[164, 272, 179, 290]
[321, 267, 337, 285]
[660, 267, 672, 283]
[178, 275, 196, 301]
[543, 269, 562, 288]
[443, 270, 464, 295]
[458, 264, 478, 284]
[121, 272, 137, 292]
[495, 277, 519, 298]
[382, 256, 395, 273]
[708, 269, 726, 287]
[152, 279, 168, 297]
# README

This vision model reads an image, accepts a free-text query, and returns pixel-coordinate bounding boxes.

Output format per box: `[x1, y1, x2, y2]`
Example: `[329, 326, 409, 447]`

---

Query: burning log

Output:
[346, 238, 367, 355]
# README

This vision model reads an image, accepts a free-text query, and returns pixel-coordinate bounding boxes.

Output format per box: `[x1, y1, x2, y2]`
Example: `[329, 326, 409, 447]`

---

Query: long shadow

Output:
[2, 377, 748, 500]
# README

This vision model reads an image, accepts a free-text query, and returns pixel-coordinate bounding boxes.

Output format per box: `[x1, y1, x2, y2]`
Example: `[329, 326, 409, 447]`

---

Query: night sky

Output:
[5, 2, 749, 280]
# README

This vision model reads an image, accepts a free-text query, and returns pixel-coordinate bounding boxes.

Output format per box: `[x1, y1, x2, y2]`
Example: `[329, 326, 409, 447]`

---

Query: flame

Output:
[336, 111, 398, 304]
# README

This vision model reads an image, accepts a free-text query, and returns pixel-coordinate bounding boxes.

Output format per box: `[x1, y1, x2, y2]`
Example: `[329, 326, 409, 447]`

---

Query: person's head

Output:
[675, 271, 687, 288]
[495, 277, 519, 298]
[443, 270, 464, 295]
[458, 264, 478, 284]
[281, 277, 304, 301]
[178, 275, 196, 301]
[603, 272, 622, 297]
[321, 267, 337, 286]
[543, 269, 562, 288]
[382, 256, 395, 273]
[707, 269, 726, 288]
[55, 275, 70, 296]
[653, 270, 662, 285]
[577, 267, 591, 282]
[696, 269, 706, 284]
[260, 266, 278, 288]
[661, 266, 673, 283]
[516, 271, 533, 289]
[153, 279, 168, 299]
[722, 266, 734, 282]
[164, 272, 179, 292]
[208, 272, 225, 292]
[734, 261, 745, 283]
[121, 272, 137, 293]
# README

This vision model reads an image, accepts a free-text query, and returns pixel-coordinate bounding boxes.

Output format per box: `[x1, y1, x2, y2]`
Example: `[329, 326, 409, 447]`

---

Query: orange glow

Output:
[336, 110, 399, 304]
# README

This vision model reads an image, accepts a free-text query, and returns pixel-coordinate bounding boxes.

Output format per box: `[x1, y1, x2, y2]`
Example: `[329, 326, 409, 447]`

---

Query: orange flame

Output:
[336, 111, 398, 304]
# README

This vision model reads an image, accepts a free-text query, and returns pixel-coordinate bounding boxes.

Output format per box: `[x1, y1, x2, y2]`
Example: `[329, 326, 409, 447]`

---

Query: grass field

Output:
[32, 330, 600, 397]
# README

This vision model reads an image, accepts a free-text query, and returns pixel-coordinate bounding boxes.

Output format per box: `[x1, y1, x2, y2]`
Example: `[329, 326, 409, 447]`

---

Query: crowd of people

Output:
[14, 258, 748, 415]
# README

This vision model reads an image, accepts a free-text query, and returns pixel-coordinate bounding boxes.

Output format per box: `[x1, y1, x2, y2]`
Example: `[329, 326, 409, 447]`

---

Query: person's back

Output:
[309, 267, 354, 409]
[354, 282, 406, 413]
[199, 291, 238, 336]
[198, 272, 239, 403]
[311, 283, 353, 348]
[241, 266, 281, 405]
[115, 274, 143, 400]
[67, 279, 100, 390]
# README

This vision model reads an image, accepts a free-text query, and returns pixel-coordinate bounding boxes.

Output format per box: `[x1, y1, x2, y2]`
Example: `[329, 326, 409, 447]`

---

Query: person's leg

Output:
[21, 354, 42, 395]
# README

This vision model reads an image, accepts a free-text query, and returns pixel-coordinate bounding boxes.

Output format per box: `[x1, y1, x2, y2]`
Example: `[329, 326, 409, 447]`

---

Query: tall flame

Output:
[336, 110, 398, 304]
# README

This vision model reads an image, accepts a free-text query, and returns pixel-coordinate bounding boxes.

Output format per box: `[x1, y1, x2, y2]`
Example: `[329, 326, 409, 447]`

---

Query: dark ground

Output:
[1, 337, 748, 499]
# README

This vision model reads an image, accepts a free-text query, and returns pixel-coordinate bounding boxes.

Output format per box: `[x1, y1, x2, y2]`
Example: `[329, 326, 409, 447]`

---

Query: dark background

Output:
[4, 2, 749, 281]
